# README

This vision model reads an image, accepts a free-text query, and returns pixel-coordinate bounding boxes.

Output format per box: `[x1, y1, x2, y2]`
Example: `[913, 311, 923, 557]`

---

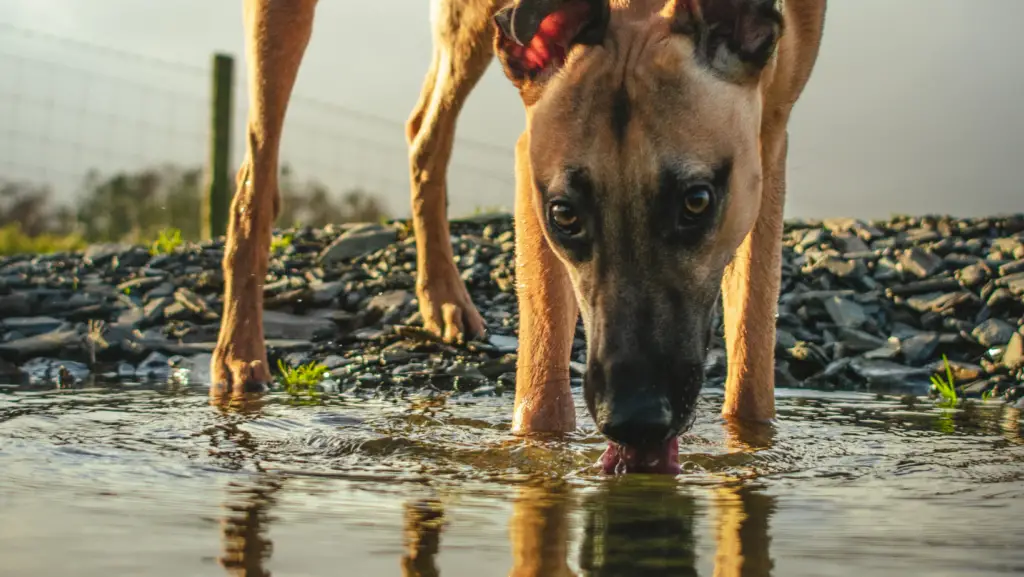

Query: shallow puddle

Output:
[1, 381, 1022, 576]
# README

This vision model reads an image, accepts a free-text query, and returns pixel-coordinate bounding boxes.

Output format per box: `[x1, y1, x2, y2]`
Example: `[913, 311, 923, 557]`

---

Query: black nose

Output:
[597, 396, 674, 448]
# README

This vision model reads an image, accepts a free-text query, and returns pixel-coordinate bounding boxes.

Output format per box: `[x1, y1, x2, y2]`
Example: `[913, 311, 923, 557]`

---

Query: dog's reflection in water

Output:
[218, 479, 280, 577]
[210, 392, 775, 577]
[397, 476, 774, 577]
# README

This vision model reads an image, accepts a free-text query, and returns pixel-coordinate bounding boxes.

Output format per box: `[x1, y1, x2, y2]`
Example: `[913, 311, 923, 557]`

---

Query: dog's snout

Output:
[598, 396, 674, 447]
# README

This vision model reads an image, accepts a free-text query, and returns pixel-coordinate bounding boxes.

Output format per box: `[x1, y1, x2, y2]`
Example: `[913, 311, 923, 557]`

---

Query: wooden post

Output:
[203, 53, 235, 240]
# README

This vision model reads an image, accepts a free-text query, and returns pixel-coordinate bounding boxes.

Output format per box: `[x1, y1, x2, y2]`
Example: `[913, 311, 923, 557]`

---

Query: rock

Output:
[19, 358, 90, 386]
[318, 223, 398, 263]
[0, 316, 64, 337]
[310, 280, 345, 304]
[1002, 331, 1023, 370]
[899, 332, 940, 365]
[488, 334, 519, 354]
[366, 290, 413, 315]
[83, 243, 128, 266]
[832, 231, 871, 254]
[824, 296, 869, 328]
[0, 293, 31, 317]
[971, 319, 1017, 347]
[835, 327, 887, 352]
[996, 271, 1024, 295]
[998, 259, 1024, 277]
[174, 288, 215, 318]
[262, 310, 337, 341]
[848, 358, 930, 389]
[142, 297, 171, 325]
[0, 327, 81, 360]
[819, 256, 868, 279]
[135, 351, 171, 381]
[899, 247, 944, 279]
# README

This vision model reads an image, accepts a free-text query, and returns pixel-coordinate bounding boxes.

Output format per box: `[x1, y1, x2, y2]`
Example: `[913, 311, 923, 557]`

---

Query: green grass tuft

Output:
[149, 227, 183, 256]
[277, 359, 328, 400]
[270, 233, 293, 254]
[930, 354, 958, 407]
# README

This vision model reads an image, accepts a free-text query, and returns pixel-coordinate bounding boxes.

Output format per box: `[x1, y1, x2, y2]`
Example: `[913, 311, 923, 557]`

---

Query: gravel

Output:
[1, 212, 1022, 405]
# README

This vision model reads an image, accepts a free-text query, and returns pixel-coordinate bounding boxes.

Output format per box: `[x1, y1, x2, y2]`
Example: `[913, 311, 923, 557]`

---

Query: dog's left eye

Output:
[549, 200, 583, 236]
[678, 185, 714, 226]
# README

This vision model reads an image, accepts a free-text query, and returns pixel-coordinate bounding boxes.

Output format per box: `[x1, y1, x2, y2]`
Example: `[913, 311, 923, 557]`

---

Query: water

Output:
[1, 380, 1022, 576]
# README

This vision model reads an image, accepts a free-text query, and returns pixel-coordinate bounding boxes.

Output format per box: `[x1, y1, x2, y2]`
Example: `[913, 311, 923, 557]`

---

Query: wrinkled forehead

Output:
[527, 14, 761, 185]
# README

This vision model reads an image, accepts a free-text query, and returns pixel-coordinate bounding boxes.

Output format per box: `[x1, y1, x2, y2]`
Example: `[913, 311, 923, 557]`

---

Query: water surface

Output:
[1, 381, 1022, 576]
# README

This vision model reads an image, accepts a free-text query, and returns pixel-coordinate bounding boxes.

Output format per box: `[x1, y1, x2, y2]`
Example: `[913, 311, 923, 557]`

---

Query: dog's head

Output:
[493, 0, 783, 470]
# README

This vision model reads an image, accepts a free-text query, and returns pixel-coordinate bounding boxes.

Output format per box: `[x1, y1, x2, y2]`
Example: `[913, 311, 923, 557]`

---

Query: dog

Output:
[211, 0, 826, 475]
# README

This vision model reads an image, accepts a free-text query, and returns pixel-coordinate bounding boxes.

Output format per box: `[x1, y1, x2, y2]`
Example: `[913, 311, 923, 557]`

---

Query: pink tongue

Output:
[598, 437, 681, 475]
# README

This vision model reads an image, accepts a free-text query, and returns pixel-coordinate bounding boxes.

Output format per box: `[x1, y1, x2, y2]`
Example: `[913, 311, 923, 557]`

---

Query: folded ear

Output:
[664, 0, 784, 85]
[493, 0, 610, 99]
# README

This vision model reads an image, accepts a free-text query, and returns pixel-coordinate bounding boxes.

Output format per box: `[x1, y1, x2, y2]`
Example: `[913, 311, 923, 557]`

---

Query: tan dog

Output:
[212, 0, 826, 474]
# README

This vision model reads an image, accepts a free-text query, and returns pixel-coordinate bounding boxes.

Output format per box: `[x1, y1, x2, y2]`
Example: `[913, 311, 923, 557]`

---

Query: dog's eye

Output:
[549, 201, 582, 236]
[678, 185, 714, 225]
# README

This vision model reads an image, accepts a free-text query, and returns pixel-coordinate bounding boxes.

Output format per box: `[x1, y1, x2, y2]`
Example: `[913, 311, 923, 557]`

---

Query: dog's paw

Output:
[416, 273, 487, 344]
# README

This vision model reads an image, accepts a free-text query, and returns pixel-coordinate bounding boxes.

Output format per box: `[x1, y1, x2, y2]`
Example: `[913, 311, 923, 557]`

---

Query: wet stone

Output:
[899, 332, 940, 366]
[972, 319, 1017, 347]
[0, 316, 64, 337]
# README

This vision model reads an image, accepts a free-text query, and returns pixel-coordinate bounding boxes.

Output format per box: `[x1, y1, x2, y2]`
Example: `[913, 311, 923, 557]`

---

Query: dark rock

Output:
[835, 327, 887, 352]
[824, 296, 869, 328]
[318, 223, 398, 263]
[0, 293, 31, 317]
[887, 278, 960, 297]
[309, 280, 345, 304]
[0, 316, 64, 337]
[0, 327, 81, 360]
[832, 231, 871, 254]
[971, 319, 1016, 347]
[899, 332, 940, 365]
[263, 310, 336, 341]
[848, 358, 931, 390]
[83, 243, 128, 266]
[899, 247, 944, 279]
[996, 271, 1024, 295]
[998, 259, 1024, 277]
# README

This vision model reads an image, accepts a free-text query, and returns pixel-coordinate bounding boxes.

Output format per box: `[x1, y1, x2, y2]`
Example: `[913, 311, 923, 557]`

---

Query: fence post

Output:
[203, 53, 235, 240]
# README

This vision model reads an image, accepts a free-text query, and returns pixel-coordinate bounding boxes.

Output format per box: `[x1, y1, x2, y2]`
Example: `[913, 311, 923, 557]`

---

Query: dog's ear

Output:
[664, 0, 784, 85]
[493, 0, 610, 100]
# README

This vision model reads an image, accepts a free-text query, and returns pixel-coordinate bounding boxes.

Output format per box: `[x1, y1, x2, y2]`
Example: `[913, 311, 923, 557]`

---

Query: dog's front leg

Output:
[512, 132, 578, 435]
[720, 127, 789, 422]
[212, 0, 317, 393]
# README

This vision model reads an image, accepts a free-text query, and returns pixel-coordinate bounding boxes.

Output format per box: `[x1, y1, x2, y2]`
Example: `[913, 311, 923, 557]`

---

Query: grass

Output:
[277, 359, 328, 401]
[149, 227, 183, 256]
[270, 232, 293, 254]
[0, 224, 87, 256]
[930, 354, 959, 408]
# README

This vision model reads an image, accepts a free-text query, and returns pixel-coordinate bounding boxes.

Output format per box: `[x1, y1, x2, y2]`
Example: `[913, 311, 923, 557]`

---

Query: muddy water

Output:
[1, 381, 1022, 577]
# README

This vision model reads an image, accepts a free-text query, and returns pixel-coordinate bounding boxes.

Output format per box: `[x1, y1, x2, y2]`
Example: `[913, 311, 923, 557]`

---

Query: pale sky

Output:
[0, 0, 1022, 220]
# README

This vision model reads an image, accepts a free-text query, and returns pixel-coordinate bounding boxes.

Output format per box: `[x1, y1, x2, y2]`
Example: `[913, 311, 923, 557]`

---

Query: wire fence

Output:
[0, 22, 516, 227]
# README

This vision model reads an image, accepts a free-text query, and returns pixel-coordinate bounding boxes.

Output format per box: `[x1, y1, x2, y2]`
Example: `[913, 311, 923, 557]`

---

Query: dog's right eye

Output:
[548, 200, 583, 236]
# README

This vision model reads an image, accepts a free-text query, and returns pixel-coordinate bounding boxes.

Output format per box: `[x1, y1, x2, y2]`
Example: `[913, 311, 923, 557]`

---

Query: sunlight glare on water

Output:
[0, 380, 1022, 576]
